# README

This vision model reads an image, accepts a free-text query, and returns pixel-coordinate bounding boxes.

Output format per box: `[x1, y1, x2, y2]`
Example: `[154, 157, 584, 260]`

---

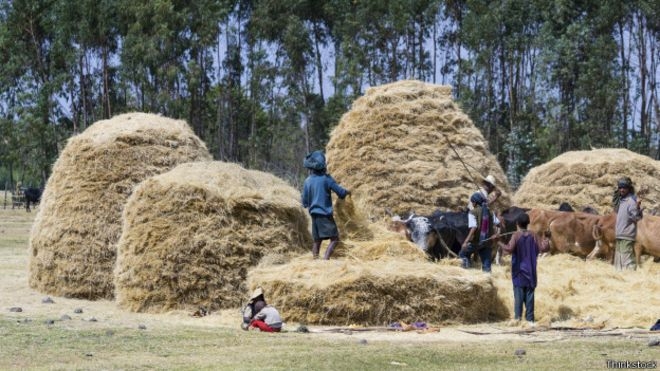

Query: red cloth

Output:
[249, 320, 280, 332]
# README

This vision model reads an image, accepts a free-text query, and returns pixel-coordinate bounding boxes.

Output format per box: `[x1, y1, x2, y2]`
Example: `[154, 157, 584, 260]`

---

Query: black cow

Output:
[389, 210, 469, 261]
[427, 210, 470, 258]
[558, 202, 599, 215]
[558, 202, 574, 212]
[495, 206, 530, 264]
[23, 187, 43, 212]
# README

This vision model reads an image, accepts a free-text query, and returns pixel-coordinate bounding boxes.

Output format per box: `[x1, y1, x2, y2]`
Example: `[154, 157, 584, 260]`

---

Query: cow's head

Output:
[388, 213, 437, 253]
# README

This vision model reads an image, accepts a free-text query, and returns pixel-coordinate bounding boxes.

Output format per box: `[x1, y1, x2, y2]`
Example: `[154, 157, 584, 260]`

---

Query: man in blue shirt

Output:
[499, 212, 549, 324]
[301, 151, 350, 259]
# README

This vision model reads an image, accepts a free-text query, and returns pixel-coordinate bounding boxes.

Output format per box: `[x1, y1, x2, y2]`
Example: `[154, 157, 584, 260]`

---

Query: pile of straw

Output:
[248, 257, 507, 326]
[514, 148, 660, 213]
[114, 162, 311, 313]
[325, 80, 511, 218]
[491, 254, 660, 328]
[29, 113, 212, 299]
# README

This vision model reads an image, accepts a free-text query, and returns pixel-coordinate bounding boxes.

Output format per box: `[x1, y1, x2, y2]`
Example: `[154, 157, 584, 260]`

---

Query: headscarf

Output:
[470, 192, 487, 207]
[303, 150, 326, 171]
[613, 177, 635, 212]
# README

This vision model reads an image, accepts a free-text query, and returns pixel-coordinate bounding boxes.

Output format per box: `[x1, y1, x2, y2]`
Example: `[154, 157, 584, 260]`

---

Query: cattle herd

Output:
[389, 204, 660, 267]
[12, 180, 659, 265]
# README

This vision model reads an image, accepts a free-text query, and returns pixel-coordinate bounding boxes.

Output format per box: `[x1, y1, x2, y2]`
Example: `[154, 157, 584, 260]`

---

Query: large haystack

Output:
[326, 80, 511, 218]
[514, 148, 660, 213]
[114, 161, 312, 313]
[29, 112, 212, 299]
[248, 257, 507, 326]
[492, 254, 660, 328]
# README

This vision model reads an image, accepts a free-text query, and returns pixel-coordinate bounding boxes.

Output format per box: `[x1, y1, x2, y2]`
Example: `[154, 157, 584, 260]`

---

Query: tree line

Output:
[0, 0, 658, 190]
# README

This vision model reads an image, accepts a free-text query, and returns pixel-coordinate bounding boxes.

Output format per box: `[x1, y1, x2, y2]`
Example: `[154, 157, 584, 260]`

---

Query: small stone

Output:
[60, 315, 72, 321]
[42, 297, 54, 304]
[358, 339, 368, 345]
[138, 324, 147, 330]
[85, 353, 93, 357]
[44, 319, 55, 325]
[9, 307, 22, 312]
[295, 325, 309, 333]
[88, 317, 97, 322]
[514, 349, 526, 356]
[73, 308, 83, 314]
[648, 337, 660, 347]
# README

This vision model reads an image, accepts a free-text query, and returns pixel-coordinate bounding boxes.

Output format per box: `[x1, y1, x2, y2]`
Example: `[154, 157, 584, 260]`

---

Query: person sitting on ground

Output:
[241, 287, 282, 333]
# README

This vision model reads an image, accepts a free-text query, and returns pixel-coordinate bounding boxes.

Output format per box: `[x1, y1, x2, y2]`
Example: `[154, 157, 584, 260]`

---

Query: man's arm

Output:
[327, 176, 349, 199]
[628, 198, 643, 222]
[500, 231, 520, 255]
[462, 227, 476, 250]
[535, 233, 551, 253]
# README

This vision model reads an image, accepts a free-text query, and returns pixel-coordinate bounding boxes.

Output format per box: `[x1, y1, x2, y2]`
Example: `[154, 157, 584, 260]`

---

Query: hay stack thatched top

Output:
[29, 112, 212, 300]
[114, 161, 312, 313]
[326, 80, 511, 217]
[514, 148, 660, 213]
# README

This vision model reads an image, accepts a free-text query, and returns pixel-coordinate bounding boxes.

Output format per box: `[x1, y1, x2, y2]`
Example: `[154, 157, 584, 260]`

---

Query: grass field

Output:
[0, 205, 658, 370]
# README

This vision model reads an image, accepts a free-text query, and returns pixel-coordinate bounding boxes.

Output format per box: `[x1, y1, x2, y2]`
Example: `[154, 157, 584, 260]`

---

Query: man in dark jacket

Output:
[460, 192, 500, 272]
[499, 212, 549, 324]
[301, 151, 350, 260]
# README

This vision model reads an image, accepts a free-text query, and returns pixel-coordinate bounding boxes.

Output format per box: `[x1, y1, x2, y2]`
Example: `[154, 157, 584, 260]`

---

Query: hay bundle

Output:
[491, 254, 660, 328]
[514, 148, 660, 213]
[326, 80, 511, 218]
[333, 196, 374, 241]
[29, 112, 212, 299]
[248, 257, 507, 326]
[114, 161, 312, 313]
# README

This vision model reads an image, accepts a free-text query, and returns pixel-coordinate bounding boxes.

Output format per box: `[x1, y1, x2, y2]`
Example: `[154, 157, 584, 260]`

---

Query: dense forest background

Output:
[0, 0, 658, 190]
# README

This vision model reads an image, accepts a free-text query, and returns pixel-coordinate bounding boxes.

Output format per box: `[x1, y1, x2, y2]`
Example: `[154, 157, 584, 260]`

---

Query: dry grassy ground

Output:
[1, 200, 658, 370]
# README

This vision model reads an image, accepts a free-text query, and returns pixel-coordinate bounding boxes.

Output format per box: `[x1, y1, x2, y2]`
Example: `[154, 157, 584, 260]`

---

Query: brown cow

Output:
[633, 214, 660, 266]
[527, 209, 614, 260]
[587, 213, 616, 262]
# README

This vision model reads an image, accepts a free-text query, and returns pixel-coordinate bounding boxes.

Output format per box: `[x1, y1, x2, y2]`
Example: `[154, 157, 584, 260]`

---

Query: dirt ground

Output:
[0, 206, 655, 346]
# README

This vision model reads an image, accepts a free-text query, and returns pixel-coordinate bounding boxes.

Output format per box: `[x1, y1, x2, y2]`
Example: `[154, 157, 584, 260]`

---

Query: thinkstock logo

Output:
[606, 360, 657, 369]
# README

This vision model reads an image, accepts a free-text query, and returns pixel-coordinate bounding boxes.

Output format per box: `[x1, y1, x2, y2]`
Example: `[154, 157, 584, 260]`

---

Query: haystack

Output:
[514, 148, 660, 213]
[114, 161, 312, 313]
[29, 112, 212, 299]
[325, 80, 511, 219]
[491, 254, 660, 328]
[248, 257, 507, 326]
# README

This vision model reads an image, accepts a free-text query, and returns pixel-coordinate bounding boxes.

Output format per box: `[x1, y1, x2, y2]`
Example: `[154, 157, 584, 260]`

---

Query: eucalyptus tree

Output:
[250, 0, 330, 155]
[118, 0, 227, 136]
[0, 0, 74, 184]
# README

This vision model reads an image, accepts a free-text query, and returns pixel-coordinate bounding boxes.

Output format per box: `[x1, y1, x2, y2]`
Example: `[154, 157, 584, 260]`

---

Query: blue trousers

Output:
[459, 243, 492, 272]
[513, 286, 535, 321]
